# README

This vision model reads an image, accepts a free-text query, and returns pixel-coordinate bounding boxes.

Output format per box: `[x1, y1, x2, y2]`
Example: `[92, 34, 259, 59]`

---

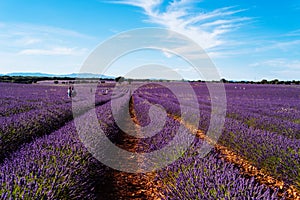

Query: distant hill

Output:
[3, 72, 114, 79]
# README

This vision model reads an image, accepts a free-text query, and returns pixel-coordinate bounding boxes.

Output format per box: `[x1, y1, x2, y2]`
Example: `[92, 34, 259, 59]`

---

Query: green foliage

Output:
[293, 119, 300, 124]
[0, 76, 76, 84]
[245, 118, 257, 127]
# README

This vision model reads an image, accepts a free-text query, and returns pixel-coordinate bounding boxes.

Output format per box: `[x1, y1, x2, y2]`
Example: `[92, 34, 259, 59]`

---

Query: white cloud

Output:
[113, 0, 250, 51]
[23, 38, 42, 45]
[0, 22, 95, 74]
[18, 47, 88, 56]
[14, 23, 95, 39]
[273, 69, 300, 79]
[173, 67, 194, 72]
[162, 50, 173, 58]
[0, 22, 96, 51]
[0, 51, 84, 75]
[255, 40, 300, 52]
[250, 58, 300, 70]
[14, 37, 42, 46]
[285, 29, 300, 37]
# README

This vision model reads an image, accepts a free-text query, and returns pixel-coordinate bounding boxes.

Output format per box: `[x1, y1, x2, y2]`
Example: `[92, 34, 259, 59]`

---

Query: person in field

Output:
[67, 87, 72, 98]
[102, 88, 108, 95]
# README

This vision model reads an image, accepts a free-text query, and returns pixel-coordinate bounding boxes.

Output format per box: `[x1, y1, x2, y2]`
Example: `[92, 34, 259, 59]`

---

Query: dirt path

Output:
[171, 114, 300, 200]
[95, 97, 163, 200]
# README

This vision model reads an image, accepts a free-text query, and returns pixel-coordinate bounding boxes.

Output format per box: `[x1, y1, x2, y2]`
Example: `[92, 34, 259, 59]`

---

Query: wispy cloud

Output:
[19, 47, 88, 56]
[285, 29, 300, 37]
[12, 23, 95, 39]
[113, 0, 250, 51]
[0, 22, 96, 50]
[173, 67, 194, 72]
[255, 40, 300, 52]
[250, 58, 300, 70]
[0, 22, 94, 74]
[14, 37, 42, 46]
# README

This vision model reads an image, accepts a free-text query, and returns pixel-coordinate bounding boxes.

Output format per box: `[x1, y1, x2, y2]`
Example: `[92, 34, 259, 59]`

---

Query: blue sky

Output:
[0, 0, 299, 80]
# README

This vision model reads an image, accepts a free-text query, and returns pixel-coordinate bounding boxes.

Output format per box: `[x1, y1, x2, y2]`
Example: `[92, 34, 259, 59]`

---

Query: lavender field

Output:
[0, 81, 299, 199]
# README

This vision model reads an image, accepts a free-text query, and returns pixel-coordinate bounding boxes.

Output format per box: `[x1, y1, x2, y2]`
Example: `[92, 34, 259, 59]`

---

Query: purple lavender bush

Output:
[0, 100, 117, 199]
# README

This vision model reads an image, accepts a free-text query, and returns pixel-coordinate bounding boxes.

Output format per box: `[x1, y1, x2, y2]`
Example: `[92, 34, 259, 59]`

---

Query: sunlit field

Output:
[0, 81, 299, 199]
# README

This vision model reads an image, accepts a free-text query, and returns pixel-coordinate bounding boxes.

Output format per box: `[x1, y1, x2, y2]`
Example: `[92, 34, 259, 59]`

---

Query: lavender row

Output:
[0, 103, 72, 162]
[0, 99, 117, 199]
[0, 84, 114, 162]
[133, 94, 181, 153]
[225, 84, 300, 111]
[131, 93, 282, 199]
[136, 92, 211, 133]
[134, 83, 300, 190]
[0, 121, 99, 199]
[220, 118, 300, 187]
[226, 107, 300, 139]
[0, 83, 70, 117]
[146, 92, 300, 189]
[157, 141, 282, 199]
[225, 84, 300, 138]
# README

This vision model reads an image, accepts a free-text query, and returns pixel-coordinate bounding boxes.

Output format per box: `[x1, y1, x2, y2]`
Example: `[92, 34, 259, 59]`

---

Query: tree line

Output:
[219, 78, 300, 85]
[0, 75, 299, 85]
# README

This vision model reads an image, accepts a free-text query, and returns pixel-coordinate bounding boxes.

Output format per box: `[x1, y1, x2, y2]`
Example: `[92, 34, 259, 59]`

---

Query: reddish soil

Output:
[95, 97, 164, 199]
